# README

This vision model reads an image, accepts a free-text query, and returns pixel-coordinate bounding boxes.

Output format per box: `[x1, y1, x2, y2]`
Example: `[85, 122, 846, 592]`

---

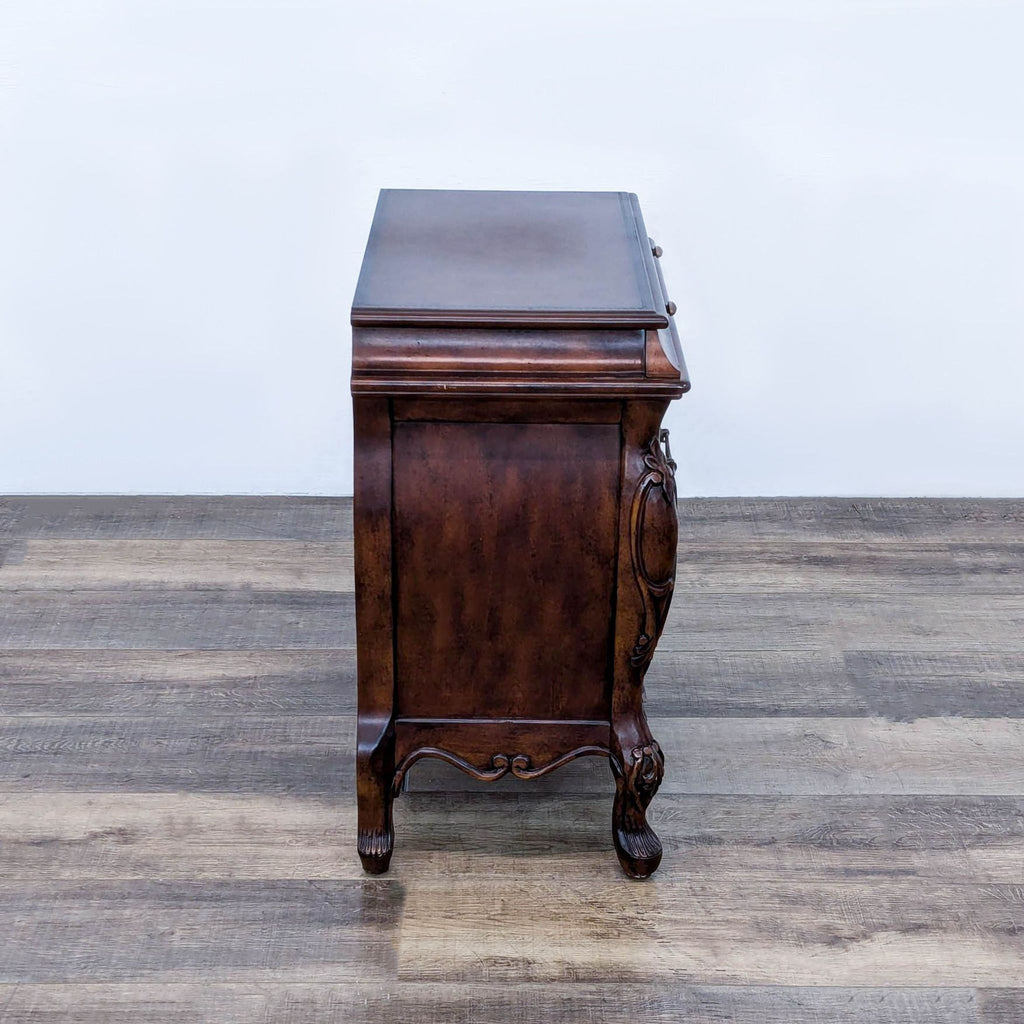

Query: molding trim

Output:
[391, 744, 609, 795]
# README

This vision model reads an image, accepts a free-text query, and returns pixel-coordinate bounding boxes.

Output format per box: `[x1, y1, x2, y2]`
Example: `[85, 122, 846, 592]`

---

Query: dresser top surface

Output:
[351, 190, 669, 329]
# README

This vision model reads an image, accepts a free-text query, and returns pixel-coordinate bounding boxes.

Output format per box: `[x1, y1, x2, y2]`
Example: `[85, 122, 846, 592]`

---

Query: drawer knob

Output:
[652, 244, 663, 258]
[665, 300, 677, 317]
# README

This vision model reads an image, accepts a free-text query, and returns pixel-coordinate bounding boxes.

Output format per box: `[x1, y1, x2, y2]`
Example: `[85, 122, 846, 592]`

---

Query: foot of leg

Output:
[357, 726, 395, 874]
[611, 739, 665, 879]
[357, 774, 394, 874]
[357, 822, 394, 875]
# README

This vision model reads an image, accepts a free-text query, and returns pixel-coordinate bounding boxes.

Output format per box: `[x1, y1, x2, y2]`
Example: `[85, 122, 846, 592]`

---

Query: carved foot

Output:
[357, 722, 395, 875]
[611, 741, 665, 879]
[357, 826, 394, 875]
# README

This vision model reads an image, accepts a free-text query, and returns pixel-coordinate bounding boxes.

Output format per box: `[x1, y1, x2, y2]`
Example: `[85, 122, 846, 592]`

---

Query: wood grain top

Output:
[351, 190, 669, 329]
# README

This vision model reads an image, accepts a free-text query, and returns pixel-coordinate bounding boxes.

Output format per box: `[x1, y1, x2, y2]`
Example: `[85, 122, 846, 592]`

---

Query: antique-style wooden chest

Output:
[351, 189, 689, 877]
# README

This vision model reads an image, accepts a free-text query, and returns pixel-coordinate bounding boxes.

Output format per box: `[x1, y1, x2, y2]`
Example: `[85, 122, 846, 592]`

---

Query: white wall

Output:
[1, 0, 1022, 496]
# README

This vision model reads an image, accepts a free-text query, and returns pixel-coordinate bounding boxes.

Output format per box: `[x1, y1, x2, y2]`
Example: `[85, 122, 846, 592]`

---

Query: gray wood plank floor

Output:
[0, 497, 1022, 1022]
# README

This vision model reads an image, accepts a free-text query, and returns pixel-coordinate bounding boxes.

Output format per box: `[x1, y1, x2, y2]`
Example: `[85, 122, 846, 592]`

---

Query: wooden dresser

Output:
[351, 189, 690, 878]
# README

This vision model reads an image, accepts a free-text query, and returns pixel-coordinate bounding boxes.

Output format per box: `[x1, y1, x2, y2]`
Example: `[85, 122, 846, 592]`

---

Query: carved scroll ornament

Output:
[629, 429, 678, 670]
[391, 745, 608, 795]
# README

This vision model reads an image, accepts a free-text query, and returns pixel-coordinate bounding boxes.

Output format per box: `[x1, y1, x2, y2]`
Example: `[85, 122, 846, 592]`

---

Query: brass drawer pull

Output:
[649, 238, 674, 316]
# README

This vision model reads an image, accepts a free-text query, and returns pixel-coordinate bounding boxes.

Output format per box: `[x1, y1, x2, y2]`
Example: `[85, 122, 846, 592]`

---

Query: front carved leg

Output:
[609, 417, 675, 878]
[357, 722, 395, 874]
[611, 734, 665, 879]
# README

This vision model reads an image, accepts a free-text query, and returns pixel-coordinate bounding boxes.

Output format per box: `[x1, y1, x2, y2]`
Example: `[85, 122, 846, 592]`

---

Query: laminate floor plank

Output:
[658, 591, 1024, 653]
[0, 591, 356, 649]
[0, 879, 401, 983]
[4, 792, 1021, 884]
[0, 982, 989, 1024]
[978, 989, 1024, 1023]
[644, 650, 1024, 719]
[0, 650, 356, 716]
[0, 715, 354, 793]
[673, 541, 1024, 592]
[676, 498, 1024, 544]
[395, 877, 1024, 984]
[0, 540, 354, 592]
[0, 497, 351, 541]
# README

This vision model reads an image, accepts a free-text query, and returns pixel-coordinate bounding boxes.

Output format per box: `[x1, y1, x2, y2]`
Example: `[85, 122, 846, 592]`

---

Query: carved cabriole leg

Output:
[610, 400, 676, 878]
[353, 397, 397, 874]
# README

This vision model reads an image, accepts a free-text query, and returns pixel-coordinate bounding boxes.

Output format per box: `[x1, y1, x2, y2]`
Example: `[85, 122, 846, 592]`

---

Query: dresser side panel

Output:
[392, 420, 620, 721]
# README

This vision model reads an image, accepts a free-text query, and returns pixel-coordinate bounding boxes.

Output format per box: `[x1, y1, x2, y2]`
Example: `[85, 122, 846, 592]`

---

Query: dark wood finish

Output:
[393, 719, 610, 791]
[392, 397, 623, 424]
[353, 327, 646, 377]
[393, 420, 619, 720]
[352, 189, 688, 876]
[352, 190, 669, 329]
[352, 397, 396, 873]
[609, 402, 677, 876]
